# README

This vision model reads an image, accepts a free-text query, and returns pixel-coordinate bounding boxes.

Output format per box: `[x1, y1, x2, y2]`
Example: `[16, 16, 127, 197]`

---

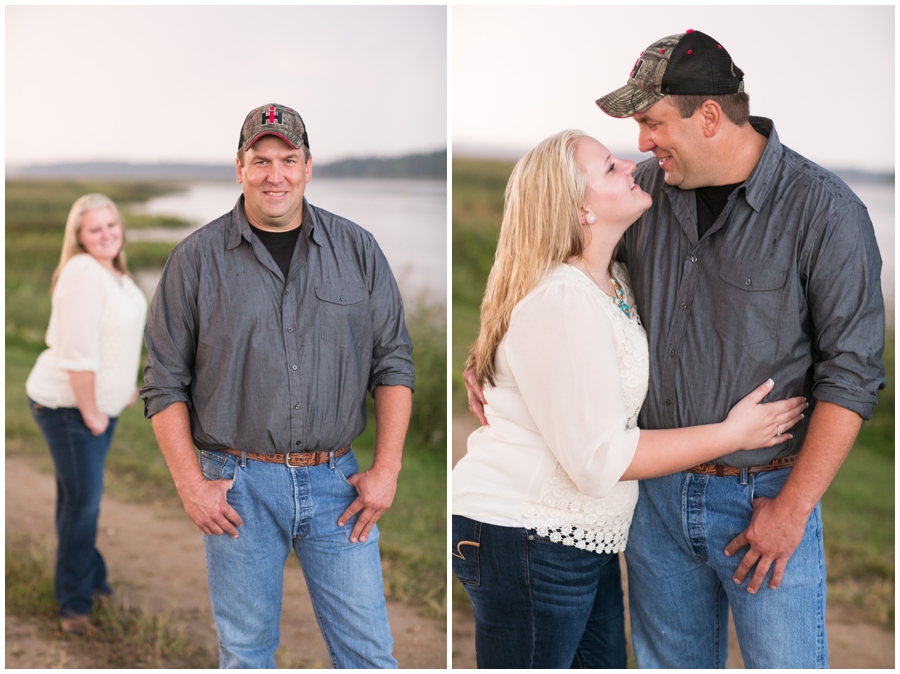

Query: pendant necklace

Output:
[581, 263, 632, 318]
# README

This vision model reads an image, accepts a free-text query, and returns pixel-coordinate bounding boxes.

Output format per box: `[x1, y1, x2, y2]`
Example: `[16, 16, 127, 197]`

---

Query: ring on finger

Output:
[776, 425, 782, 436]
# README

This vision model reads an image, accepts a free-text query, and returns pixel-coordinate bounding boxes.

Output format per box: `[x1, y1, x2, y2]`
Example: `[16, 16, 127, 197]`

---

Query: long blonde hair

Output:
[51, 194, 129, 293]
[469, 130, 587, 387]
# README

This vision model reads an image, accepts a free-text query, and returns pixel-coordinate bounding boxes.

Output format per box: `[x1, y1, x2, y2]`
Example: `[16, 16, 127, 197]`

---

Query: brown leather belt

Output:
[220, 446, 350, 468]
[686, 454, 798, 477]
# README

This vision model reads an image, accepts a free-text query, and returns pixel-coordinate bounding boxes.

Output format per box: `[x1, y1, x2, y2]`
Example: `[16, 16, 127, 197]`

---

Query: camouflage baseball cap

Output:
[238, 103, 310, 152]
[597, 30, 744, 118]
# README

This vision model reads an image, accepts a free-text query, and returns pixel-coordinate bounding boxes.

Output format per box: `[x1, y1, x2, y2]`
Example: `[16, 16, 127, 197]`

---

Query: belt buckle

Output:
[285, 452, 300, 468]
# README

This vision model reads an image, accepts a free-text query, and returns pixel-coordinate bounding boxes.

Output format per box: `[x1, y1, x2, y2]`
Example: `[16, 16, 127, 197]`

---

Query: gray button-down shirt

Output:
[141, 196, 415, 455]
[622, 117, 885, 467]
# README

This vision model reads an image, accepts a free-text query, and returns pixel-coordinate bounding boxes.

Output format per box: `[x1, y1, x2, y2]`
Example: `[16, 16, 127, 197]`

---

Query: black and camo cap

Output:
[238, 103, 310, 152]
[597, 30, 744, 118]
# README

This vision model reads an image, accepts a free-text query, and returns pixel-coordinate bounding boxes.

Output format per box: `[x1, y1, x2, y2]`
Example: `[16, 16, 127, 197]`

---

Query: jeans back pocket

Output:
[451, 515, 482, 586]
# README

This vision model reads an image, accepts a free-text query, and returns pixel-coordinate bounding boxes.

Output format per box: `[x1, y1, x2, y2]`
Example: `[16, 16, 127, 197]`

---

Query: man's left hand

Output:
[338, 466, 400, 543]
[724, 495, 808, 593]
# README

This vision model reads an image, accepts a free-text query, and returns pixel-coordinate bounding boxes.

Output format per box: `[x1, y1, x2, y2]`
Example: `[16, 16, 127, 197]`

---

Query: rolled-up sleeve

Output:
[140, 242, 201, 418]
[504, 281, 639, 499]
[366, 240, 415, 394]
[804, 200, 886, 419]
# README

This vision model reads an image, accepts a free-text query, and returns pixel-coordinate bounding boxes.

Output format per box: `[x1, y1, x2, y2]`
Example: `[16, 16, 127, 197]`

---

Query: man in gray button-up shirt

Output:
[597, 32, 885, 667]
[141, 104, 414, 668]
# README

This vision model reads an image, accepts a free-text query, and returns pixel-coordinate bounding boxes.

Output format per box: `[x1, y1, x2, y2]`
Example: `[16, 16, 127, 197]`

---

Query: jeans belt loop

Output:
[328, 450, 336, 469]
[740, 467, 749, 486]
[240, 450, 247, 468]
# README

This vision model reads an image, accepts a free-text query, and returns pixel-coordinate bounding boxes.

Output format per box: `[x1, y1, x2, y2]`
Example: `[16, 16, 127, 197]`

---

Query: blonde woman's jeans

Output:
[29, 399, 117, 619]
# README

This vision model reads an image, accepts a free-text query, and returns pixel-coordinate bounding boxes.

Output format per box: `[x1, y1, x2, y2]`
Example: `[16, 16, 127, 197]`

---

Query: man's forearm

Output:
[151, 401, 244, 537]
[151, 401, 204, 493]
[775, 400, 863, 515]
[337, 385, 412, 542]
[371, 385, 412, 475]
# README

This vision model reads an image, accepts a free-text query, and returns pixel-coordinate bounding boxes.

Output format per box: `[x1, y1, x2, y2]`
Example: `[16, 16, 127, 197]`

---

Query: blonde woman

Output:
[26, 194, 147, 635]
[451, 131, 806, 668]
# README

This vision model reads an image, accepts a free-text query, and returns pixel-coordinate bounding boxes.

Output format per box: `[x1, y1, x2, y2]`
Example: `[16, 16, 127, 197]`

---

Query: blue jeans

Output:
[199, 449, 396, 669]
[452, 515, 627, 668]
[29, 399, 117, 618]
[626, 468, 828, 668]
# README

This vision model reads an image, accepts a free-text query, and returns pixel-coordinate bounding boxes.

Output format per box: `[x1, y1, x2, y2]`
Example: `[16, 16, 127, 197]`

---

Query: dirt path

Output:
[451, 416, 894, 669]
[5, 456, 446, 669]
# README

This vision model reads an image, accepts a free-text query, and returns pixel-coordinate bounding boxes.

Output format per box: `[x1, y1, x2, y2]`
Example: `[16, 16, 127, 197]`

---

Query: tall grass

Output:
[451, 159, 514, 412]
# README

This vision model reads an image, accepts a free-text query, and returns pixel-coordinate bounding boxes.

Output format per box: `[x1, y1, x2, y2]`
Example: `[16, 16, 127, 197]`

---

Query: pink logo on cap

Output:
[262, 106, 283, 125]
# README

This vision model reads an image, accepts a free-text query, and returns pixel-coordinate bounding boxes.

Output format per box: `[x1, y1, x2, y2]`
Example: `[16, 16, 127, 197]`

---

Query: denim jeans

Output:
[626, 468, 828, 668]
[199, 449, 396, 669]
[29, 398, 117, 618]
[452, 515, 627, 668]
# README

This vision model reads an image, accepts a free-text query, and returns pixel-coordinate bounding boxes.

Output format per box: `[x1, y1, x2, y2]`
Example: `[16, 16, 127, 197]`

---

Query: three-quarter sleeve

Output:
[140, 242, 200, 418]
[803, 200, 886, 419]
[504, 279, 639, 499]
[54, 257, 107, 372]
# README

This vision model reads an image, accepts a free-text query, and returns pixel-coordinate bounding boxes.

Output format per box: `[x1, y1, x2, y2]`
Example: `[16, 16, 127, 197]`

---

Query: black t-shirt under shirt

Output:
[695, 182, 741, 239]
[249, 223, 302, 279]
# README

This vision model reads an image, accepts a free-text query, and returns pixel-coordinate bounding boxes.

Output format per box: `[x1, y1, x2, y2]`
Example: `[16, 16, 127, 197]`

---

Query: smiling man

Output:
[141, 103, 414, 669]
[596, 31, 885, 668]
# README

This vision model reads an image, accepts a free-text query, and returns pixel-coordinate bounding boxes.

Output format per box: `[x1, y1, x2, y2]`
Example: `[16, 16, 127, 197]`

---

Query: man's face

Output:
[236, 135, 312, 231]
[633, 97, 709, 189]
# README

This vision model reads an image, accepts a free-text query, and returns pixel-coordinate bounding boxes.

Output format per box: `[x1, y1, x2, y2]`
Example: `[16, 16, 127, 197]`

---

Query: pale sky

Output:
[453, 6, 895, 172]
[6, 6, 447, 165]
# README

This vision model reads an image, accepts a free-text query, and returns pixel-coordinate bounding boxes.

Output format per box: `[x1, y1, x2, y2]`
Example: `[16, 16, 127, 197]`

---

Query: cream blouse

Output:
[452, 262, 649, 554]
[26, 254, 148, 418]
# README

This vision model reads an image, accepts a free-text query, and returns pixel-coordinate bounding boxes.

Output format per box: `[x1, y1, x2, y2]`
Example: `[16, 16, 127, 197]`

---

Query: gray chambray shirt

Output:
[141, 196, 415, 455]
[622, 117, 886, 468]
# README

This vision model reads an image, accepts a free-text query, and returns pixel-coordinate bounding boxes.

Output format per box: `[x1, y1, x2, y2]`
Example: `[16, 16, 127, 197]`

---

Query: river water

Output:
[129, 179, 447, 302]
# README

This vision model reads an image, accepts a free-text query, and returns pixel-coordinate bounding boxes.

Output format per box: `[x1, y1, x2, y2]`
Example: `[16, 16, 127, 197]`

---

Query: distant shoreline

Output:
[6, 149, 447, 182]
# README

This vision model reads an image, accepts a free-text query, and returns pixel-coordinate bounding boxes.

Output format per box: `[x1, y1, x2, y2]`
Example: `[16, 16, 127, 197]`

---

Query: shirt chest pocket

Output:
[713, 263, 787, 348]
[315, 284, 369, 347]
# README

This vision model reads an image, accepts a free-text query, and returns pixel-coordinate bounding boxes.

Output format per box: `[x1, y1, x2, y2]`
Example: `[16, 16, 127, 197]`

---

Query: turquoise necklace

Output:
[580, 263, 632, 318]
[609, 275, 632, 318]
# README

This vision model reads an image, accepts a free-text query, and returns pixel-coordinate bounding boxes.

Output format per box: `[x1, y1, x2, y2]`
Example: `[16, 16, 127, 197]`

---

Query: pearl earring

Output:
[587, 215, 595, 224]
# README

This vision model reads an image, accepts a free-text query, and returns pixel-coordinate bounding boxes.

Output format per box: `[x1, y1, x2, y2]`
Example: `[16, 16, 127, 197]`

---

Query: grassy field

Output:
[6, 535, 218, 668]
[6, 179, 447, 643]
[451, 158, 895, 627]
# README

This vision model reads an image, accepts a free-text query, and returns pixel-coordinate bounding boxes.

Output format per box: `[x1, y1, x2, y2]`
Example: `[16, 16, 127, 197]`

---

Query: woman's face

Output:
[78, 207, 123, 267]
[576, 136, 652, 227]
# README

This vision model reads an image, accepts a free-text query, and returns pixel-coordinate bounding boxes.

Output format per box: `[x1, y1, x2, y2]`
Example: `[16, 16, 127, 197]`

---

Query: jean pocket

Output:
[28, 397, 45, 416]
[199, 450, 236, 484]
[332, 451, 360, 489]
[749, 465, 792, 502]
[451, 516, 482, 586]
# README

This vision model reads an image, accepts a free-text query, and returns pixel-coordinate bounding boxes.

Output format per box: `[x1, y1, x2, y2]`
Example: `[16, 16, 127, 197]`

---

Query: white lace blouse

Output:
[26, 254, 148, 418]
[452, 262, 649, 554]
